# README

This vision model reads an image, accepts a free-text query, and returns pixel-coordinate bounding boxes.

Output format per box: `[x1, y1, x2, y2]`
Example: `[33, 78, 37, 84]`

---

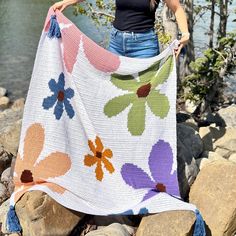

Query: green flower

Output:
[104, 56, 174, 136]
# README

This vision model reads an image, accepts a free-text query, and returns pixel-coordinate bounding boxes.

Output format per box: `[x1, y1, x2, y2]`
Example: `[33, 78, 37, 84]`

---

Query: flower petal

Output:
[54, 101, 64, 120]
[121, 163, 155, 189]
[138, 60, 161, 83]
[34, 152, 71, 180]
[111, 74, 139, 91]
[88, 140, 96, 154]
[42, 94, 57, 110]
[57, 72, 65, 90]
[102, 158, 115, 173]
[23, 123, 44, 168]
[64, 87, 74, 99]
[64, 99, 75, 119]
[151, 56, 174, 88]
[127, 99, 146, 136]
[103, 149, 113, 158]
[95, 161, 103, 181]
[142, 189, 158, 201]
[48, 79, 59, 93]
[104, 94, 135, 118]
[42, 182, 66, 194]
[147, 90, 169, 119]
[84, 154, 97, 167]
[148, 140, 174, 184]
[95, 136, 104, 152]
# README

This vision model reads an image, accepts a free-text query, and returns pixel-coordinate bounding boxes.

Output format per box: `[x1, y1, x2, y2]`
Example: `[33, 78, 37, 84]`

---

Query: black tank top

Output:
[112, 0, 159, 32]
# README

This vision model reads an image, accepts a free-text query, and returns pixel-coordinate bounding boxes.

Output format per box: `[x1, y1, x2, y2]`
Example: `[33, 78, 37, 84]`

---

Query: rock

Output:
[177, 123, 201, 199]
[1, 167, 11, 183]
[185, 99, 197, 113]
[213, 127, 236, 159]
[11, 98, 25, 111]
[0, 119, 22, 156]
[206, 151, 225, 161]
[0, 87, 7, 98]
[86, 223, 135, 236]
[0, 146, 12, 175]
[0, 96, 10, 110]
[0, 199, 10, 234]
[0, 183, 7, 203]
[195, 158, 212, 170]
[229, 153, 236, 164]
[136, 210, 196, 236]
[199, 126, 213, 151]
[189, 160, 236, 236]
[178, 123, 203, 158]
[218, 104, 236, 127]
[15, 191, 85, 236]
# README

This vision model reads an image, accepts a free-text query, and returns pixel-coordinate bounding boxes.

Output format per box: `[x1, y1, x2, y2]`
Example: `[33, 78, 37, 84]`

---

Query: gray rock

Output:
[0, 183, 7, 203]
[86, 223, 135, 236]
[1, 167, 11, 183]
[0, 96, 10, 110]
[0, 87, 7, 98]
[218, 104, 236, 127]
[0, 146, 12, 175]
[177, 123, 201, 199]
[0, 199, 10, 234]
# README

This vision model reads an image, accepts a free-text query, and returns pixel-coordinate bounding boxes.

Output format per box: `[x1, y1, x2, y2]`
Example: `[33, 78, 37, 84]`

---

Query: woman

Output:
[52, 0, 189, 58]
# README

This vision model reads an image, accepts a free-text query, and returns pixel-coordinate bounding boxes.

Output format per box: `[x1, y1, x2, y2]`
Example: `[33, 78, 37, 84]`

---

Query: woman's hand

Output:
[174, 34, 190, 59]
[52, 0, 79, 12]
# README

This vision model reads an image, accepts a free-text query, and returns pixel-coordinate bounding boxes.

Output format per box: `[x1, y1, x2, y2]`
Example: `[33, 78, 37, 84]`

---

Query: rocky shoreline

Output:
[0, 86, 236, 236]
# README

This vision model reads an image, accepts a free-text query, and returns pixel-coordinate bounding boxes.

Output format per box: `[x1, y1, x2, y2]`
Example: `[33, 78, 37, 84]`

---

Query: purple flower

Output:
[121, 140, 180, 201]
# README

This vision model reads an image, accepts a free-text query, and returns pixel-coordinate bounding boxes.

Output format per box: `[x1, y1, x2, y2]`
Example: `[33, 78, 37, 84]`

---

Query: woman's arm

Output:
[163, 0, 190, 58]
[52, 0, 84, 12]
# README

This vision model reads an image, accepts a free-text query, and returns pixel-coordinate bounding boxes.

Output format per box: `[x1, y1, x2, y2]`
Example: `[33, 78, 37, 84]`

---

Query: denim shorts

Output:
[107, 25, 160, 58]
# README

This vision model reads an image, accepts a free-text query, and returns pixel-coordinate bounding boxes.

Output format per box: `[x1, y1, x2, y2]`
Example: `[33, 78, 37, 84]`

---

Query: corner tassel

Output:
[47, 15, 61, 39]
[6, 205, 22, 233]
[193, 209, 206, 236]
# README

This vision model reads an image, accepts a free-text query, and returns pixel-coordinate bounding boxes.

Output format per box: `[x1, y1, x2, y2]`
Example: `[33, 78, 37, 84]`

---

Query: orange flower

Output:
[84, 136, 115, 181]
[13, 123, 71, 202]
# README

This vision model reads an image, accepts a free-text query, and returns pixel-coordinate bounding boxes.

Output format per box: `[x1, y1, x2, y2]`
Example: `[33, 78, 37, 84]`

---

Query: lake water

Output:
[0, 0, 235, 99]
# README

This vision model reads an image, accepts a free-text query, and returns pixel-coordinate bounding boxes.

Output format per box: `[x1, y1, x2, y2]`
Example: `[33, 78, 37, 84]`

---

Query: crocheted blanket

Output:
[6, 7, 205, 234]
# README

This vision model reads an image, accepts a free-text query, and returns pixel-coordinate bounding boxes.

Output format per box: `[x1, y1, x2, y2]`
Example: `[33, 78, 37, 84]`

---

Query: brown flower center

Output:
[20, 169, 33, 183]
[57, 91, 65, 101]
[136, 83, 151, 98]
[96, 151, 102, 158]
[156, 183, 166, 192]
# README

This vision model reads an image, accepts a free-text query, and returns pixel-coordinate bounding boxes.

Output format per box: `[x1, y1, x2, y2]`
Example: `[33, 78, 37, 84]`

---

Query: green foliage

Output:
[182, 32, 236, 104]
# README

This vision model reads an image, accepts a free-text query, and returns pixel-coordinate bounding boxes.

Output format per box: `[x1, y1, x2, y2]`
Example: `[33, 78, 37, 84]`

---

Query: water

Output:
[0, 0, 235, 100]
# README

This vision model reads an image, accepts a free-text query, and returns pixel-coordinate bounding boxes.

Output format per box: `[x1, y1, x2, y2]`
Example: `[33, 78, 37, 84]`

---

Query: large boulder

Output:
[189, 160, 236, 236]
[15, 191, 85, 236]
[177, 124, 201, 199]
[136, 210, 196, 236]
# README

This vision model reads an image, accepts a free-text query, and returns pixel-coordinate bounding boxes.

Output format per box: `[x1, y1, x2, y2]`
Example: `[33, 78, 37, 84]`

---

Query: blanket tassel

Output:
[6, 205, 22, 233]
[47, 15, 61, 39]
[193, 209, 206, 236]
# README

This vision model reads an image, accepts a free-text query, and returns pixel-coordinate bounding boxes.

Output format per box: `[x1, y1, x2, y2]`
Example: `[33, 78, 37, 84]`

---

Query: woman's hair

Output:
[150, 0, 158, 10]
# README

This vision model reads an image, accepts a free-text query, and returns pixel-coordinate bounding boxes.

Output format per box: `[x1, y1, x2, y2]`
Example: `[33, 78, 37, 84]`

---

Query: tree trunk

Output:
[209, 0, 215, 48]
[182, 0, 195, 76]
[218, 0, 228, 39]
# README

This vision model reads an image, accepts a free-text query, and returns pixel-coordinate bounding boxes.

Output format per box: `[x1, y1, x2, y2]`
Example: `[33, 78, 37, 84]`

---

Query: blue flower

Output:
[122, 207, 149, 215]
[42, 72, 75, 120]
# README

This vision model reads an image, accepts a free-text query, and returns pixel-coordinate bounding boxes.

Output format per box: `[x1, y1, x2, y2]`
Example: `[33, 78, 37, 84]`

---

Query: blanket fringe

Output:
[47, 15, 61, 39]
[6, 205, 22, 233]
[193, 209, 206, 236]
